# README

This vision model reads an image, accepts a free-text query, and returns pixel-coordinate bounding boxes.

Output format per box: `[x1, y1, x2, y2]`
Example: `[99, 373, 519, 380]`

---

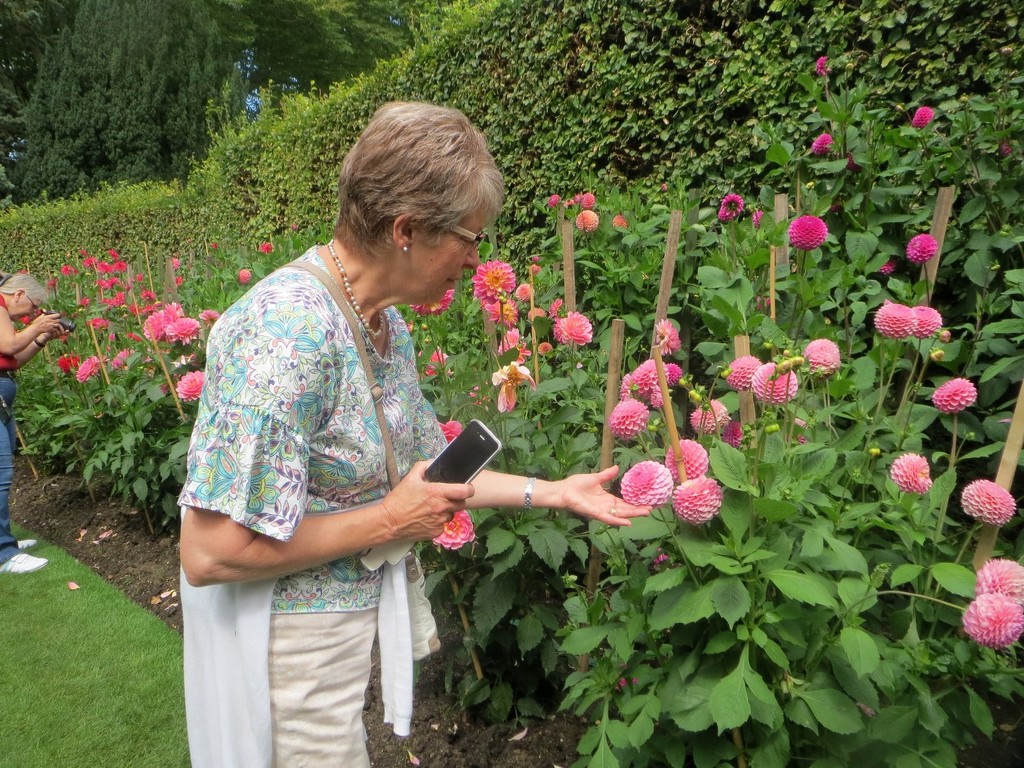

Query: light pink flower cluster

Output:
[803, 339, 841, 376]
[751, 363, 799, 404]
[722, 420, 743, 448]
[726, 355, 761, 390]
[664, 439, 710, 483]
[176, 371, 205, 402]
[961, 479, 1017, 527]
[199, 309, 220, 324]
[910, 106, 935, 128]
[612, 214, 629, 229]
[976, 559, 1024, 604]
[889, 453, 932, 494]
[718, 194, 744, 222]
[811, 133, 834, 155]
[912, 306, 943, 338]
[874, 301, 944, 340]
[433, 510, 476, 550]
[962, 593, 1024, 649]
[238, 269, 253, 285]
[553, 311, 594, 345]
[144, 303, 200, 344]
[690, 399, 729, 435]
[621, 359, 663, 408]
[906, 234, 939, 264]
[932, 378, 977, 414]
[654, 320, 681, 356]
[608, 399, 650, 441]
[620, 461, 674, 506]
[788, 215, 828, 250]
[576, 210, 600, 232]
[410, 288, 455, 315]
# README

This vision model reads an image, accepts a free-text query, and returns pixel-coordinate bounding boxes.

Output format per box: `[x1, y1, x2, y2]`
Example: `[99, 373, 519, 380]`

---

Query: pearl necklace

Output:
[326, 240, 383, 339]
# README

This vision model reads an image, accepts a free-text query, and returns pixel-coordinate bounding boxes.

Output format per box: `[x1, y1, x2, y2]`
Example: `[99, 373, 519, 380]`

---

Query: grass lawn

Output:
[0, 526, 189, 767]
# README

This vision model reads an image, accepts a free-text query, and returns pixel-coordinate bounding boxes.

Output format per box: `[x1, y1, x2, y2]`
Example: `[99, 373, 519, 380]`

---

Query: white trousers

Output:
[268, 608, 378, 768]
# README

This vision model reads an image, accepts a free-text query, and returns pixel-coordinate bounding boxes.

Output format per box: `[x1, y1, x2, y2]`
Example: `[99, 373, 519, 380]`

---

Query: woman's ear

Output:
[391, 214, 416, 252]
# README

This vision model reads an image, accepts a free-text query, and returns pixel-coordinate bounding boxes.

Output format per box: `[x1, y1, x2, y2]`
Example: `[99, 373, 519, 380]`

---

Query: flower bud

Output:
[688, 390, 704, 405]
[930, 349, 945, 362]
[868, 447, 882, 457]
[765, 423, 781, 434]
[938, 330, 952, 343]
[721, 367, 733, 378]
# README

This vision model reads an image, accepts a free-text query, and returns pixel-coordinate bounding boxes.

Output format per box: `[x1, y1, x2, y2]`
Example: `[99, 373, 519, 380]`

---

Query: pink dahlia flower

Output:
[722, 420, 743, 448]
[815, 56, 830, 77]
[472, 261, 516, 303]
[199, 309, 220, 324]
[879, 258, 897, 275]
[664, 362, 684, 387]
[554, 311, 593, 345]
[546, 194, 561, 208]
[440, 420, 463, 442]
[258, 241, 274, 254]
[999, 140, 1012, 158]
[751, 363, 799, 404]
[673, 476, 724, 524]
[514, 283, 533, 302]
[889, 453, 933, 494]
[961, 479, 1017, 527]
[932, 378, 977, 414]
[492, 362, 536, 413]
[579, 192, 597, 210]
[621, 360, 662, 408]
[911, 306, 943, 339]
[962, 593, 1024, 649]
[164, 317, 201, 344]
[690, 399, 730, 435]
[874, 301, 917, 339]
[411, 288, 455, 315]
[654, 319, 681, 356]
[612, 214, 629, 229]
[433, 510, 476, 550]
[176, 370, 205, 402]
[664, 438, 710, 482]
[906, 233, 939, 264]
[238, 268, 253, 285]
[620, 461, 674, 506]
[484, 300, 519, 328]
[910, 106, 935, 129]
[576, 210, 600, 232]
[803, 339, 841, 376]
[608, 399, 650, 441]
[788, 215, 828, 250]
[726, 355, 762, 391]
[718, 193, 744, 222]
[811, 133, 834, 155]
[751, 209, 764, 229]
[75, 356, 102, 383]
[976, 559, 1024, 605]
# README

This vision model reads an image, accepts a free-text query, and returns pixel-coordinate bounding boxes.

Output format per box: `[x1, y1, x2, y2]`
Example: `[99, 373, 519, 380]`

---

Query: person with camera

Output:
[0, 272, 67, 574]
[177, 102, 651, 768]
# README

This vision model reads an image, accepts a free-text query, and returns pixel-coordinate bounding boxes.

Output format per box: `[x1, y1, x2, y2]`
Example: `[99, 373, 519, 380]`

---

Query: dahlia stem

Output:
[447, 572, 484, 681]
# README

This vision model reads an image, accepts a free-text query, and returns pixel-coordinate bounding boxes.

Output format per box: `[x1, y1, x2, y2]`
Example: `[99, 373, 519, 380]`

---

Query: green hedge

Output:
[1, 0, 1021, 272]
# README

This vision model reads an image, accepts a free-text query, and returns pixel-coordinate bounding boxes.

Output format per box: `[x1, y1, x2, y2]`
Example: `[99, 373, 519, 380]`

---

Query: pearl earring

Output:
[402, 245, 410, 253]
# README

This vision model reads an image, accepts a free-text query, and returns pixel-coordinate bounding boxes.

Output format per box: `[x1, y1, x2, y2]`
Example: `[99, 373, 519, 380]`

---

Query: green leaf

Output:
[840, 627, 880, 677]
[471, 575, 516, 638]
[890, 563, 924, 587]
[516, 612, 544, 653]
[561, 625, 608, 655]
[766, 143, 792, 166]
[754, 497, 798, 522]
[643, 566, 687, 595]
[710, 441, 757, 494]
[527, 526, 569, 570]
[709, 660, 750, 731]
[650, 583, 715, 629]
[486, 527, 518, 556]
[930, 562, 977, 598]
[711, 575, 751, 628]
[794, 688, 863, 734]
[766, 569, 837, 609]
[967, 687, 994, 737]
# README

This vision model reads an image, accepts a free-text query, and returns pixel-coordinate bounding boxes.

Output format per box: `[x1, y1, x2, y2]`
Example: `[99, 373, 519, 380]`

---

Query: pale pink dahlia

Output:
[553, 311, 593, 345]
[910, 106, 935, 129]
[889, 453, 933, 494]
[874, 301, 917, 339]
[579, 192, 597, 210]
[411, 289, 455, 315]
[164, 317, 201, 344]
[961, 479, 1017, 527]
[976, 559, 1024, 605]
[238, 268, 253, 285]
[932, 377, 977, 413]
[612, 214, 629, 229]
[199, 309, 220, 324]
[906, 233, 939, 264]
[911, 306, 943, 339]
[176, 371, 205, 402]
[673, 476, 724, 524]
[664, 438, 710, 482]
[718, 193, 745, 222]
[722, 420, 743, 448]
[620, 461, 674, 506]
[608, 399, 650, 441]
[472, 261, 516, 303]
[576, 210, 600, 232]
[811, 133, 834, 155]
[621, 360, 663, 407]
[803, 339, 841, 376]
[788, 215, 828, 250]
[690, 399, 730, 435]
[962, 593, 1024, 649]
[726, 355, 762, 391]
[654, 319, 681, 356]
[75, 356, 101, 383]
[751, 363, 799, 405]
[433, 510, 476, 550]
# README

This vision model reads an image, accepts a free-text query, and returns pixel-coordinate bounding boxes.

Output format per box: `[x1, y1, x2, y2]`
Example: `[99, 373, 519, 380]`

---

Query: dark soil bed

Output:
[9, 455, 1023, 767]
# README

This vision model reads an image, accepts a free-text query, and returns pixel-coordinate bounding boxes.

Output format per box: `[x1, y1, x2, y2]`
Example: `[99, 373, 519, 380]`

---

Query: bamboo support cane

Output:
[651, 210, 684, 347]
[733, 335, 757, 425]
[655, 349, 686, 482]
[774, 193, 790, 273]
[972, 378, 1024, 569]
[559, 219, 577, 312]
[919, 186, 956, 306]
[769, 246, 778, 322]
[15, 426, 39, 480]
[164, 255, 179, 303]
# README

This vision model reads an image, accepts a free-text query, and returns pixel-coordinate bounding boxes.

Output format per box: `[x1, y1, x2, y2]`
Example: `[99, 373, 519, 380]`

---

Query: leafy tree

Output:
[14, 0, 242, 201]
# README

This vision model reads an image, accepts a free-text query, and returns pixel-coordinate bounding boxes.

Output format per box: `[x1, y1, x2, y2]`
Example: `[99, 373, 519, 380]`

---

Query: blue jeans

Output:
[0, 377, 19, 565]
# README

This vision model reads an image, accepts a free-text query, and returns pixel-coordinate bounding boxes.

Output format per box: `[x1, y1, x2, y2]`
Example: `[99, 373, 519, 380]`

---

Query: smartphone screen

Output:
[425, 419, 502, 483]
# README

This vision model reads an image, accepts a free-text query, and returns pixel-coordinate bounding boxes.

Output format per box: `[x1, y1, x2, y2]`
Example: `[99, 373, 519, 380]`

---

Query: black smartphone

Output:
[425, 419, 502, 484]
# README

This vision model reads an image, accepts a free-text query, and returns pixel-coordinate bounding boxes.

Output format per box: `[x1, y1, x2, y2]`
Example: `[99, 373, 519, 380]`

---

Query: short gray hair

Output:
[334, 102, 504, 253]
[0, 272, 47, 306]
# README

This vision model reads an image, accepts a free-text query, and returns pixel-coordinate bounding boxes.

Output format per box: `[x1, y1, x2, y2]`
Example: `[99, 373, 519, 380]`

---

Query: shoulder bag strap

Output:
[284, 258, 401, 489]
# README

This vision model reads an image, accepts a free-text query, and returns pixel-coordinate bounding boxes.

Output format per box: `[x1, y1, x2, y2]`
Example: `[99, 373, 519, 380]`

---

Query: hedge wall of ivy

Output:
[2, 0, 1020, 272]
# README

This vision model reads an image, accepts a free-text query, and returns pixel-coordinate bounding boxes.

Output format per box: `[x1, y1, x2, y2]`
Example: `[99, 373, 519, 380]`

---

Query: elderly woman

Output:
[0, 273, 66, 574]
[178, 102, 649, 768]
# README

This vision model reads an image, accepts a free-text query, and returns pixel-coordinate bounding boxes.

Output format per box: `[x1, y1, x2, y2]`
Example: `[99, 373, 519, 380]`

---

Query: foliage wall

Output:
[1, 0, 1021, 271]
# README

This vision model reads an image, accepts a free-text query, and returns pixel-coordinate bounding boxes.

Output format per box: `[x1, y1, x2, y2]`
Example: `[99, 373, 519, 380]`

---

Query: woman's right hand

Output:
[378, 461, 475, 542]
[30, 312, 64, 338]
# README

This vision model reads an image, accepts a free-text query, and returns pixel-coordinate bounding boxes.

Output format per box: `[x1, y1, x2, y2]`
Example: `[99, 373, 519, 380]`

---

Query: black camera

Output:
[43, 310, 76, 333]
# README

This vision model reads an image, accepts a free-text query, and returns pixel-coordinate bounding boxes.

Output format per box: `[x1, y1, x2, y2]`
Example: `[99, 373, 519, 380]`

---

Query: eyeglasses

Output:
[450, 224, 487, 247]
[22, 292, 39, 312]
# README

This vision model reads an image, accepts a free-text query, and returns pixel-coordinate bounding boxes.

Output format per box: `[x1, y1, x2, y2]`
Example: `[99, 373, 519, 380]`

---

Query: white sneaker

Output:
[17, 539, 37, 550]
[0, 552, 48, 574]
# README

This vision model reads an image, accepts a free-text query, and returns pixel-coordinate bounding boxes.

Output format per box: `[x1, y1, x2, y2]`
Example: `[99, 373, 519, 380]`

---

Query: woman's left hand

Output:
[555, 465, 651, 526]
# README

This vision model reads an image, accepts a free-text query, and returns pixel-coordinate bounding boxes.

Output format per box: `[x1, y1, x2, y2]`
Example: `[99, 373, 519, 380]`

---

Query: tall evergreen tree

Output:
[14, 0, 241, 201]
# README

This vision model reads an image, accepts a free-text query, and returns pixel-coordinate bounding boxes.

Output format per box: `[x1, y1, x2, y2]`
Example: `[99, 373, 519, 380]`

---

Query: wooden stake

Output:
[769, 246, 778, 322]
[655, 349, 686, 482]
[559, 219, 577, 312]
[15, 426, 38, 480]
[448, 573, 485, 681]
[733, 335, 756, 425]
[919, 186, 956, 305]
[973, 378, 1024, 569]
[651, 210, 684, 348]
[774, 194, 790, 273]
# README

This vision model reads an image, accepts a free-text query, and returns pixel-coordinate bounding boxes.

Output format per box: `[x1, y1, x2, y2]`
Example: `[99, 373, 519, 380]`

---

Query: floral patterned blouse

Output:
[178, 248, 445, 613]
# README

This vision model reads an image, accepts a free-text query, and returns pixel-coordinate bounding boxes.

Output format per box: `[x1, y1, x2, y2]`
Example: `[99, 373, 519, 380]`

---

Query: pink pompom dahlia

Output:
[910, 106, 935, 128]
[576, 210, 600, 232]
[890, 453, 933, 494]
[961, 480, 1017, 527]
[664, 438, 710, 483]
[621, 359, 663, 408]
[176, 370, 205, 402]
[238, 268, 253, 285]
[751, 363, 799, 404]
[879, 258, 897, 275]
[911, 306, 943, 339]
[874, 301, 917, 339]
[811, 133, 834, 155]
[554, 311, 594, 345]
[932, 378, 977, 414]
[906, 233, 939, 264]
[726, 355, 762, 391]
[803, 339, 841, 376]
[722, 420, 743, 448]
[620, 461, 674, 506]
[815, 56, 830, 77]
[608, 399, 650, 441]
[718, 193, 745, 222]
[788, 215, 828, 250]
[673, 476, 725, 525]
[579, 192, 597, 210]
[690, 399, 730, 435]
[472, 261, 516, 303]
[612, 214, 629, 229]
[976, 559, 1024, 605]
[663, 362, 684, 387]
[962, 593, 1024, 649]
[433, 510, 476, 550]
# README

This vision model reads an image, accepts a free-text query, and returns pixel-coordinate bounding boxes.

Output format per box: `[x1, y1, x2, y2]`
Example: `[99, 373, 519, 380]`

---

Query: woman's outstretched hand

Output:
[554, 465, 651, 526]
